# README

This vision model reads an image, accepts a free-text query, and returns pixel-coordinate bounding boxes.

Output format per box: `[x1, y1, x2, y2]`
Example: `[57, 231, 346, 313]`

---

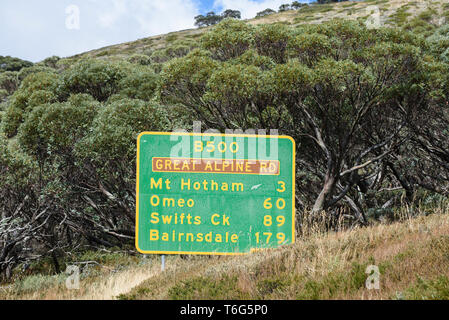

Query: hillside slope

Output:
[62, 0, 449, 64]
[120, 210, 449, 300]
[3, 208, 447, 300]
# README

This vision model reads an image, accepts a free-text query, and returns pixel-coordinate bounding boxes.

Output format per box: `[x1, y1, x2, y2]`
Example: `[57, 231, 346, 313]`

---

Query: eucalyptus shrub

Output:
[0, 55, 33, 72]
[201, 19, 255, 61]
[118, 66, 158, 101]
[127, 54, 152, 66]
[0, 71, 58, 137]
[160, 18, 445, 220]
[427, 24, 449, 58]
[0, 71, 19, 95]
[0, 89, 8, 102]
[254, 23, 291, 63]
[17, 65, 56, 81]
[56, 59, 130, 102]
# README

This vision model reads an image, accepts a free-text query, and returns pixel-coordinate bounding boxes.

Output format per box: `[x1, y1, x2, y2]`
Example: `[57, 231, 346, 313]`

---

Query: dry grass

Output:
[120, 203, 449, 300]
[0, 257, 160, 300]
[72, 264, 159, 300]
[1, 202, 448, 300]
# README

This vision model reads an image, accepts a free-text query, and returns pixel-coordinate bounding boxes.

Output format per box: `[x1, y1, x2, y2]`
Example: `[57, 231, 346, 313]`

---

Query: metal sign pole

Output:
[161, 254, 166, 272]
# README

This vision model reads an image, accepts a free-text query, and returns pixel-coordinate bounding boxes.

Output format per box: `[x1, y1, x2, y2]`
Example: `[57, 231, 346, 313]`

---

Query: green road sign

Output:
[136, 132, 295, 255]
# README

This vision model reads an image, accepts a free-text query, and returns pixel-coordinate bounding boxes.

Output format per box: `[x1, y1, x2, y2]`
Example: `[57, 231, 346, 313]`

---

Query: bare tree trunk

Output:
[312, 165, 338, 213]
[51, 252, 60, 274]
[5, 264, 12, 280]
[386, 161, 414, 202]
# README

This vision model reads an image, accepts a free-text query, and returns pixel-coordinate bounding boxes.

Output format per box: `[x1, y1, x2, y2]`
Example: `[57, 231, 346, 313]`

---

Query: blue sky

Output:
[197, 0, 218, 12]
[0, 0, 311, 63]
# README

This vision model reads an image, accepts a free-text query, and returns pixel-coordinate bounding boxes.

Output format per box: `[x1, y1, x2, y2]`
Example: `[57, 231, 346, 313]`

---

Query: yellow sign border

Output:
[135, 131, 296, 256]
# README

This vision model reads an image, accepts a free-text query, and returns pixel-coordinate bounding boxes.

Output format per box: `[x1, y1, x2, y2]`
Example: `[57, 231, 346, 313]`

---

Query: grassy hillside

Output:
[121, 207, 449, 300]
[1, 205, 447, 300]
[63, 0, 449, 64]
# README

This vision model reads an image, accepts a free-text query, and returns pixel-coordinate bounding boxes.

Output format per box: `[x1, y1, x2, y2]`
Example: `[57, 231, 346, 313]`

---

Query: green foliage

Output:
[165, 41, 194, 57]
[168, 276, 243, 300]
[75, 98, 169, 178]
[195, 9, 241, 28]
[150, 41, 193, 64]
[403, 18, 435, 35]
[160, 18, 438, 215]
[403, 276, 449, 300]
[118, 66, 158, 101]
[279, 4, 292, 12]
[13, 274, 66, 294]
[0, 56, 33, 72]
[222, 9, 241, 19]
[203, 63, 263, 127]
[55, 58, 78, 70]
[256, 8, 276, 18]
[254, 23, 291, 63]
[18, 95, 99, 159]
[291, 1, 306, 10]
[298, 3, 333, 14]
[0, 105, 23, 138]
[201, 19, 255, 61]
[417, 9, 437, 22]
[0, 71, 59, 137]
[376, 27, 425, 48]
[0, 71, 19, 95]
[288, 32, 335, 66]
[427, 24, 449, 58]
[257, 276, 291, 296]
[296, 262, 368, 299]
[127, 54, 152, 66]
[150, 49, 171, 64]
[41, 56, 61, 69]
[17, 65, 56, 82]
[57, 59, 130, 102]
[8, 91, 29, 112]
[160, 49, 219, 106]
[165, 34, 179, 42]
[27, 90, 57, 109]
[194, 11, 223, 27]
[290, 20, 378, 64]
[442, 48, 449, 63]
[20, 71, 58, 93]
[0, 89, 8, 102]
[233, 49, 276, 70]
[0, 131, 38, 189]
[263, 60, 313, 97]
[390, 6, 411, 25]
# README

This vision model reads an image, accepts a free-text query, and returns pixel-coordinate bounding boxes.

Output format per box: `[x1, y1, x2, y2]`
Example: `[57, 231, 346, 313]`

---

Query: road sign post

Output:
[136, 132, 295, 255]
[161, 254, 165, 271]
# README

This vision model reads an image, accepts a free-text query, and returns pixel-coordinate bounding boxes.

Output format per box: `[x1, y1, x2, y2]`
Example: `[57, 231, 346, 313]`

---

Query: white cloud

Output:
[213, 0, 309, 19]
[98, 0, 128, 28]
[97, 0, 198, 35]
[0, 0, 200, 62]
